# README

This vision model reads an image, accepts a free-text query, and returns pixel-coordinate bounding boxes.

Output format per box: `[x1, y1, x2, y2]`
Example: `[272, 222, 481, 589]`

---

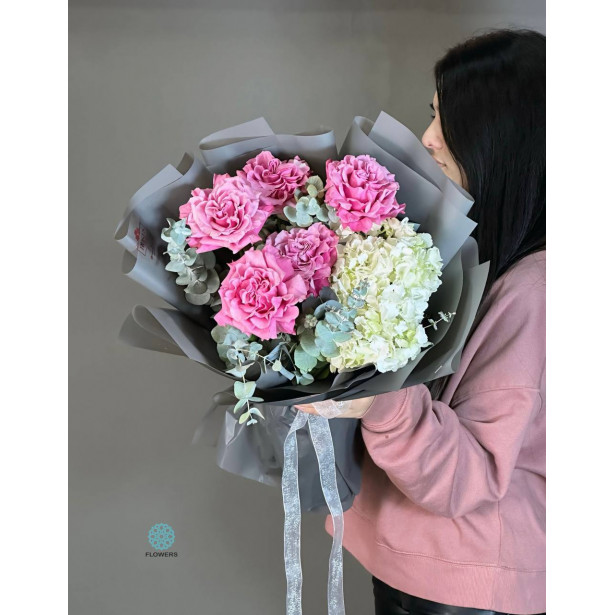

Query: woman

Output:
[297, 29, 546, 615]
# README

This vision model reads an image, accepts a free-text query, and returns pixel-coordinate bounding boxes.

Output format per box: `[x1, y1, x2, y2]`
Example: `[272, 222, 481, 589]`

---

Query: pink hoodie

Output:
[325, 251, 546, 614]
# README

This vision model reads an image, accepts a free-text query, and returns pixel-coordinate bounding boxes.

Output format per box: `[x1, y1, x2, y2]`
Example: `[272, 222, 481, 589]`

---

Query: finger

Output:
[295, 403, 318, 414]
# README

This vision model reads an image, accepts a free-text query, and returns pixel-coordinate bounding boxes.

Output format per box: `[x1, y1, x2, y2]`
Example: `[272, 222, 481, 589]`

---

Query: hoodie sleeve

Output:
[360, 263, 545, 519]
[360, 384, 542, 518]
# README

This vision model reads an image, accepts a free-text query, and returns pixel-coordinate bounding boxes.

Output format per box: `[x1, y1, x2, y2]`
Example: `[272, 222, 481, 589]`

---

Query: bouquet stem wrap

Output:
[283, 410, 345, 615]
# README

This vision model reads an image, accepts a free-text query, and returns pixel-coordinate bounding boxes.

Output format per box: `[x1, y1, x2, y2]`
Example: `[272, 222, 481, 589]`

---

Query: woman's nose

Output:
[421, 124, 443, 151]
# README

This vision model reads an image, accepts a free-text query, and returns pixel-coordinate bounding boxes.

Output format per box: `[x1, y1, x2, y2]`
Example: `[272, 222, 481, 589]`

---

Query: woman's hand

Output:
[295, 396, 376, 419]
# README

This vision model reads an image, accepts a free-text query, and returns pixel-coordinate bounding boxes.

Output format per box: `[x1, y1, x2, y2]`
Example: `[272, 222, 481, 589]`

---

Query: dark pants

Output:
[372, 576, 546, 615]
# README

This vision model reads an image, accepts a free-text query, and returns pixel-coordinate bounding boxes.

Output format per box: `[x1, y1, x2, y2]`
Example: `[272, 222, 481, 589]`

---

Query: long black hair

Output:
[427, 29, 545, 400]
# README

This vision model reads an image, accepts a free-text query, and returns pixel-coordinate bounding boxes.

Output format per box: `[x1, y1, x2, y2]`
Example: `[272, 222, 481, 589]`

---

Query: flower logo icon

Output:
[148, 523, 175, 550]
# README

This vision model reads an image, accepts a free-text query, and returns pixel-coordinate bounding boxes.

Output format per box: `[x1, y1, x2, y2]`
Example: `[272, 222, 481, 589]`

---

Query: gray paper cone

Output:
[115, 114, 488, 514]
[215, 404, 363, 513]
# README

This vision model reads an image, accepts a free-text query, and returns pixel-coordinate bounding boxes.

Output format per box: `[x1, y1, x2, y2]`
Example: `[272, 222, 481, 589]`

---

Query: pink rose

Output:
[238, 151, 311, 213]
[214, 247, 308, 340]
[324, 155, 405, 232]
[265, 223, 338, 297]
[178, 174, 267, 254]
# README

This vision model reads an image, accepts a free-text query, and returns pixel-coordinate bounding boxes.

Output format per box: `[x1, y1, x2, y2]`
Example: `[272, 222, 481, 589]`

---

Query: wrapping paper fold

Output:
[115, 114, 489, 513]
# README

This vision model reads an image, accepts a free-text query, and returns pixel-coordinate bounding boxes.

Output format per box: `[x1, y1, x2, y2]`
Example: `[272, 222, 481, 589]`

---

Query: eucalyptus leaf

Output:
[294, 346, 318, 372]
[278, 366, 295, 381]
[234, 380, 256, 400]
[313, 304, 327, 319]
[226, 348, 239, 362]
[316, 208, 330, 222]
[306, 198, 320, 215]
[202, 251, 216, 268]
[187, 280, 208, 294]
[184, 252, 198, 267]
[233, 398, 247, 413]
[299, 331, 322, 358]
[338, 320, 354, 333]
[316, 337, 339, 358]
[315, 320, 331, 339]
[283, 206, 298, 222]
[332, 331, 353, 343]
[296, 373, 315, 385]
[161, 218, 220, 307]
[324, 311, 341, 326]
[186, 291, 212, 306]
[211, 325, 227, 344]
[165, 260, 186, 273]
[250, 407, 265, 420]
[265, 344, 283, 362]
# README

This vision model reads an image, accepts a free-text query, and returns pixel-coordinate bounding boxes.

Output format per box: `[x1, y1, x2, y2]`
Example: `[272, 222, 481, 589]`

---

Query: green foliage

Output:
[233, 380, 264, 426]
[161, 218, 221, 306]
[296, 281, 368, 361]
[425, 311, 456, 331]
[293, 346, 318, 373]
[211, 325, 266, 425]
[283, 175, 337, 228]
[210, 281, 371, 426]
[212, 325, 262, 377]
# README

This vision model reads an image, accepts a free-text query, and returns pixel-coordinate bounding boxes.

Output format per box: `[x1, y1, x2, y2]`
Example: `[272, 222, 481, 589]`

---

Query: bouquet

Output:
[165, 151, 449, 425]
[115, 114, 489, 614]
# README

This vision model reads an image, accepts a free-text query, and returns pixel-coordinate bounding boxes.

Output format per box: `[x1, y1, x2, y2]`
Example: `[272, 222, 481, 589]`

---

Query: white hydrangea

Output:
[330, 218, 443, 373]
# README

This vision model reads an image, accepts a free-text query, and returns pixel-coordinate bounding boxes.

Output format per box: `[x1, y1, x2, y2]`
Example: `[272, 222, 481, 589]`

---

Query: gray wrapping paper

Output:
[214, 404, 363, 514]
[115, 114, 489, 513]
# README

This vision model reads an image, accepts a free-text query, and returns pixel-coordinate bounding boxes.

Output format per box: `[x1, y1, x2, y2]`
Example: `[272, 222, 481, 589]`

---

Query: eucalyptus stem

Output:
[425, 311, 456, 331]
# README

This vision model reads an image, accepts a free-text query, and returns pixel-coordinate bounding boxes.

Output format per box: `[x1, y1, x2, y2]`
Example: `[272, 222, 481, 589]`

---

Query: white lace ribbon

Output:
[282, 409, 346, 615]
[308, 399, 353, 419]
